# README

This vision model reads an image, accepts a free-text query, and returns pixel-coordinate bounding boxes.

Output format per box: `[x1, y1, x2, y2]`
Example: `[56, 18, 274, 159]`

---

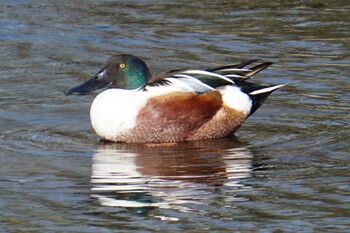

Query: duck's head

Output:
[65, 54, 151, 95]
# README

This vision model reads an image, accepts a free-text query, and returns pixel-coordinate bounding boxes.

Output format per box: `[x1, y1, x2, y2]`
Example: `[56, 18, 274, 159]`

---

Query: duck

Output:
[66, 54, 284, 143]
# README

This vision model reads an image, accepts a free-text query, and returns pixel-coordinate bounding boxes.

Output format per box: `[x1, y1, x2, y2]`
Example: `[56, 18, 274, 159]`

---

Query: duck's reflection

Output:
[91, 137, 256, 213]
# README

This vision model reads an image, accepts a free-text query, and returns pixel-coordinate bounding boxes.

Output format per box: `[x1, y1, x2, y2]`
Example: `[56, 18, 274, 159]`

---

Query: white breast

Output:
[90, 89, 149, 140]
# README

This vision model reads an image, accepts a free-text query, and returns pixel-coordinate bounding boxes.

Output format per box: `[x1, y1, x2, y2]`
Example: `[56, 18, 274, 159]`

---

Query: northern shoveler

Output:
[66, 54, 284, 143]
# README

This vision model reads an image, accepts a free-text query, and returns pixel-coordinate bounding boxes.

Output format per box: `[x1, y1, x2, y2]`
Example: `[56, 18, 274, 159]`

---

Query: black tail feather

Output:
[248, 91, 274, 116]
[206, 59, 260, 72]
[245, 62, 273, 78]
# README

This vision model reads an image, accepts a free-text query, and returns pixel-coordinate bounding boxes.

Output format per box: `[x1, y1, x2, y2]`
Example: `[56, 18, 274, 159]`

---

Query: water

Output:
[1, 1, 349, 232]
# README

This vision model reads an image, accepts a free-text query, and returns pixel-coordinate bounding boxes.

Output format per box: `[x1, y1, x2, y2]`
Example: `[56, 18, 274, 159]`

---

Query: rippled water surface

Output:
[1, 1, 349, 232]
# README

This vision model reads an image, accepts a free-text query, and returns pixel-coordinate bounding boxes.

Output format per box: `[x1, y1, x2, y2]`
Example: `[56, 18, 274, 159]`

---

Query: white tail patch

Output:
[218, 86, 252, 115]
[181, 70, 235, 84]
[249, 84, 286, 95]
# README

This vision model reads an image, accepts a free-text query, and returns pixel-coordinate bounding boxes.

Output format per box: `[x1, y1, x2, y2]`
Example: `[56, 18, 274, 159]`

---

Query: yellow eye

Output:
[119, 63, 126, 69]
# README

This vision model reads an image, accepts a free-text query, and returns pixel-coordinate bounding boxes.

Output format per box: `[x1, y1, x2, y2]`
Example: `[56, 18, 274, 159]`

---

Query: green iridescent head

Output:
[66, 54, 151, 95]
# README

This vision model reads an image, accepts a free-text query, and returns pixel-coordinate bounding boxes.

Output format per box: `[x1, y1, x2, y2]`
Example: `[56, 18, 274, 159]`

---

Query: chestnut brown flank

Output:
[129, 91, 223, 143]
[187, 105, 247, 141]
